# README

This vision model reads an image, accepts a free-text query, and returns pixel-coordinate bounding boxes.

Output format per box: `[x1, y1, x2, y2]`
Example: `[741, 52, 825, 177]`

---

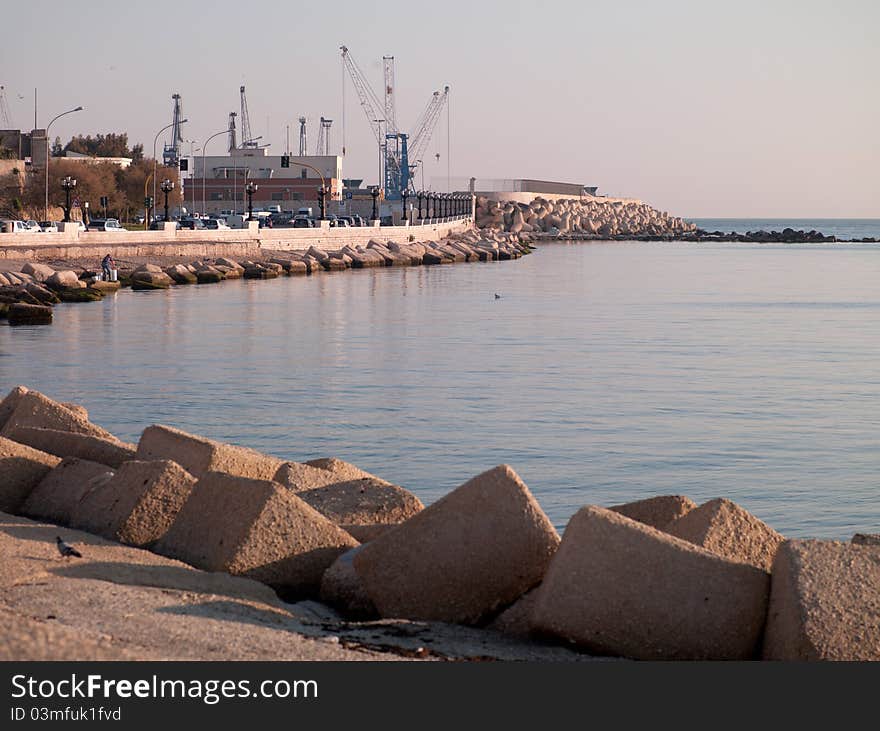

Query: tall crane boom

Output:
[407, 86, 449, 177]
[316, 117, 333, 156]
[227, 112, 237, 153]
[240, 86, 255, 148]
[383, 56, 397, 135]
[0, 86, 12, 128]
[340, 45, 385, 145]
[298, 116, 307, 156]
[163, 93, 184, 165]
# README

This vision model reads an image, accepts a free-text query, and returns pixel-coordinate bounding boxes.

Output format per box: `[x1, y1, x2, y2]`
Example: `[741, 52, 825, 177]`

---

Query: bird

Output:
[494, 293, 501, 299]
[55, 536, 82, 559]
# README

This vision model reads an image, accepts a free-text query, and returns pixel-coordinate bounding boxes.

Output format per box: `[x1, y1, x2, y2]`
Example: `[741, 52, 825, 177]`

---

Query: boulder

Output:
[57, 288, 101, 303]
[21, 457, 114, 526]
[763, 540, 880, 660]
[154, 472, 358, 597]
[136, 424, 282, 479]
[853, 533, 880, 546]
[132, 263, 164, 274]
[486, 589, 540, 639]
[609, 494, 696, 530]
[4, 426, 134, 468]
[164, 265, 197, 284]
[665, 498, 784, 571]
[215, 257, 244, 271]
[306, 246, 329, 262]
[352, 464, 560, 624]
[8, 303, 52, 325]
[272, 461, 352, 492]
[0, 436, 61, 512]
[70, 459, 197, 547]
[196, 267, 224, 284]
[296, 477, 424, 541]
[130, 271, 173, 290]
[319, 546, 377, 618]
[0, 386, 29, 431]
[304, 457, 383, 483]
[44, 271, 82, 291]
[530, 506, 770, 660]
[24, 283, 61, 304]
[21, 263, 55, 282]
[0, 390, 116, 441]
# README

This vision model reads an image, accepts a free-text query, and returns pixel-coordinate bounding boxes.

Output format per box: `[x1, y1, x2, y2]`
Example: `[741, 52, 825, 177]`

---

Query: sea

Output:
[3, 219, 880, 539]
[692, 218, 880, 240]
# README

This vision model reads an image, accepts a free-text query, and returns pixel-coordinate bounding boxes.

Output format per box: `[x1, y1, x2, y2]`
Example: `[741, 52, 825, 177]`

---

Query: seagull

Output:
[55, 536, 82, 559]
[494, 293, 501, 299]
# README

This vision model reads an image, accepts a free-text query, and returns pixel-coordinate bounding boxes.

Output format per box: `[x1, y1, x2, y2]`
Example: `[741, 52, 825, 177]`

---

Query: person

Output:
[101, 253, 115, 281]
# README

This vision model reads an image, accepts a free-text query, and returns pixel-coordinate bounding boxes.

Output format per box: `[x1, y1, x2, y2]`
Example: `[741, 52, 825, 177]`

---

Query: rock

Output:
[296, 478, 424, 540]
[44, 271, 82, 290]
[56, 288, 103, 303]
[21, 457, 114, 525]
[531, 506, 770, 660]
[0, 386, 29, 431]
[307, 246, 329, 262]
[196, 267, 224, 284]
[71, 459, 197, 547]
[21, 263, 55, 282]
[5, 426, 134, 468]
[319, 546, 377, 618]
[352, 464, 560, 624]
[609, 494, 697, 529]
[665, 498, 784, 571]
[486, 589, 540, 639]
[132, 263, 164, 274]
[136, 424, 283, 480]
[8, 303, 52, 325]
[853, 533, 880, 546]
[164, 265, 197, 284]
[0, 436, 61, 512]
[763, 540, 880, 660]
[215, 257, 244, 271]
[303, 457, 385, 483]
[0, 390, 116, 441]
[24, 283, 61, 304]
[89, 281, 120, 293]
[154, 472, 358, 597]
[130, 271, 173, 290]
[272, 460, 349, 492]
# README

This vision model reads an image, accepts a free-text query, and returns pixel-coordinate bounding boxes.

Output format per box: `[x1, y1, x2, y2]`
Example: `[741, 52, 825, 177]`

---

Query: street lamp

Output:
[317, 184, 328, 221]
[201, 129, 227, 217]
[60, 176, 76, 222]
[417, 190, 424, 221]
[370, 186, 379, 221]
[372, 118, 384, 190]
[160, 179, 174, 223]
[44, 105, 83, 220]
[153, 118, 188, 218]
[245, 181, 258, 220]
[401, 189, 409, 224]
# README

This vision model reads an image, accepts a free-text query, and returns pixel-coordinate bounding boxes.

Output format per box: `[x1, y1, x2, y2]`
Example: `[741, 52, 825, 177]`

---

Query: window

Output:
[291, 192, 303, 201]
[301, 168, 307, 179]
[271, 192, 283, 201]
[210, 192, 223, 200]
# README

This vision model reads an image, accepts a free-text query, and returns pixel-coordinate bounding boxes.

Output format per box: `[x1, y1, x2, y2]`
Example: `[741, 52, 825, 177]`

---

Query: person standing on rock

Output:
[101, 253, 115, 281]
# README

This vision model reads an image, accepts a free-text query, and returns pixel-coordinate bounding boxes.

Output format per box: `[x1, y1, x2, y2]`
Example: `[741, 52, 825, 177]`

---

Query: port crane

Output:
[316, 117, 333, 156]
[238, 86, 267, 149]
[0, 86, 13, 128]
[298, 116, 307, 156]
[340, 45, 448, 200]
[162, 93, 184, 166]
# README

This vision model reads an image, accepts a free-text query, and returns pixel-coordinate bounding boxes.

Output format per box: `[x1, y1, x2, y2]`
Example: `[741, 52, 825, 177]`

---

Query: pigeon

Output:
[56, 536, 82, 559]
[494, 293, 501, 299]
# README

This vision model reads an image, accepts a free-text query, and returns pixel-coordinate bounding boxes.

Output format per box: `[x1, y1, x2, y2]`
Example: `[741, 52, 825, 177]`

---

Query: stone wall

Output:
[0, 217, 474, 261]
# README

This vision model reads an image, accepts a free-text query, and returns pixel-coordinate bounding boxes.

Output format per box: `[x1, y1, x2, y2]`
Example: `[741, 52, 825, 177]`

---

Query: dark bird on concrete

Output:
[56, 536, 82, 558]
[494, 293, 501, 299]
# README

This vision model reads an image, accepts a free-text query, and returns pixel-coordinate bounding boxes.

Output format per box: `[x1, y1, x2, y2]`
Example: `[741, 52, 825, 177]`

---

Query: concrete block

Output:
[7, 426, 135, 468]
[531, 506, 769, 660]
[609, 494, 696, 530]
[21, 457, 114, 526]
[353, 465, 560, 624]
[0, 436, 62, 512]
[136, 424, 282, 479]
[0, 390, 116, 441]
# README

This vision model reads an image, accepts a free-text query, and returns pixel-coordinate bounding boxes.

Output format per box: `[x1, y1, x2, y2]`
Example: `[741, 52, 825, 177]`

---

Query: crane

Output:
[227, 112, 237, 153]
[406, 86, 449, 183]
[0, 86, 12, 128]
[298, 116, 307, 156]
[162, 93, 184, 166]
[316, 117, 333, 156]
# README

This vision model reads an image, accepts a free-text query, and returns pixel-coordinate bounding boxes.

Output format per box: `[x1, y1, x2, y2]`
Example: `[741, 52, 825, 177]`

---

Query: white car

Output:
[39, 221, 59, 233]
[0, 219, 40, 234]
[89, 218, 127, 232]
[202, 218, 231, 230]
[24, 220, 43, 233]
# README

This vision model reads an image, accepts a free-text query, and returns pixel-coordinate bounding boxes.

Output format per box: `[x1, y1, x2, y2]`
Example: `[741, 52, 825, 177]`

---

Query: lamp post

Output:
[401, 189, 409, 224]
[160, 179, 174, 223]
[317, 184, 327, 221]
[370, 186, 379, 221]
[201, 129, 226, 217]
[245, 181, 258, 220]
[60, 176, 76, 222]
[44, 105, 83, 220]
[417, 191, 424, 221]
[372, 118, 384, 191]
[153, 118, 188, 220]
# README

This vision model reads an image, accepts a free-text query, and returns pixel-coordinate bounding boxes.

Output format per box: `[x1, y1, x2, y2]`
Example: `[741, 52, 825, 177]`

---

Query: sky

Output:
[2, 0, 878, 217]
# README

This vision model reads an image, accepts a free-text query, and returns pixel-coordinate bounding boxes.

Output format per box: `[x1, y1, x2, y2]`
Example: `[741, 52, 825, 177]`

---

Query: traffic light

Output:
[144, 196, 153, 208]
[179, 158, 188, 171]
[281, 155, 290, 168]
[100, 196, 108, 208]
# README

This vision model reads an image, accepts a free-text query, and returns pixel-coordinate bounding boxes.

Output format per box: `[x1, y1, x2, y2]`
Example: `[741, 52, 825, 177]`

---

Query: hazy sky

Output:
[3, 0, 878, 217]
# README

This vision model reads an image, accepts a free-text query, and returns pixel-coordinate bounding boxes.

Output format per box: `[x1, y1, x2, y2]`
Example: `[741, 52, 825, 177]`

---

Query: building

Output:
[446, 177, 598, 198]
[188, 147, 342, 214]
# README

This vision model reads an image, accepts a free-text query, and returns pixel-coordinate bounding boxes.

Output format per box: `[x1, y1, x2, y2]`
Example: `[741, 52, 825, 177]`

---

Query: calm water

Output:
[692, 218, 880, 240]
[2, 241, 879, 539]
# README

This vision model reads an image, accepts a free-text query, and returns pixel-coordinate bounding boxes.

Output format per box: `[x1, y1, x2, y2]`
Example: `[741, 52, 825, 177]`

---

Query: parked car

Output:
[351, 214, 366, 227]
[88, 218, 127, 232]
[292, 216, 313, 228]
[149, 219, 180, 230]
[1, 219, 40, 234]
[24, 220, 42, 232]
[39, 221, 59, 233]
[178, 217, 206, 230]
[202, 218, 230, 231]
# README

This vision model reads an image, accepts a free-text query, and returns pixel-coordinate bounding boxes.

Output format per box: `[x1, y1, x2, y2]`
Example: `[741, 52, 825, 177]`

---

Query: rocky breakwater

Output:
[475, 195, 697, 239]
[0, 233, 533, 327]
[2, 383, 878, 661]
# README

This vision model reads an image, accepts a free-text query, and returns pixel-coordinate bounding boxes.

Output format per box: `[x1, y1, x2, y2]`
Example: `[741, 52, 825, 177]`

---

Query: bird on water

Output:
[56, 536, 82, 558]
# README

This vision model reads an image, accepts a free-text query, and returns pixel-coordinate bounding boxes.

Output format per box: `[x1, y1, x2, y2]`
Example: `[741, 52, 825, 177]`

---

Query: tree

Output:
[51, 136, 63, 157]
[63, 132, 136, 159]
[130, 143, 144, 162]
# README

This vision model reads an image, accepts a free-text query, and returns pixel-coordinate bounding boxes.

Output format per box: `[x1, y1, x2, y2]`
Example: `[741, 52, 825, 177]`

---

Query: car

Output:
[149, 220, 180, 230]
[178, 218, 206, 230]
[1, 219, 40, 234]
[202, 218, 230, 231]
[351, 214, 366, 227]
[292, 217, 313, 228]
[39, 221, 59, 233]
[88, 218, 127, 232]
